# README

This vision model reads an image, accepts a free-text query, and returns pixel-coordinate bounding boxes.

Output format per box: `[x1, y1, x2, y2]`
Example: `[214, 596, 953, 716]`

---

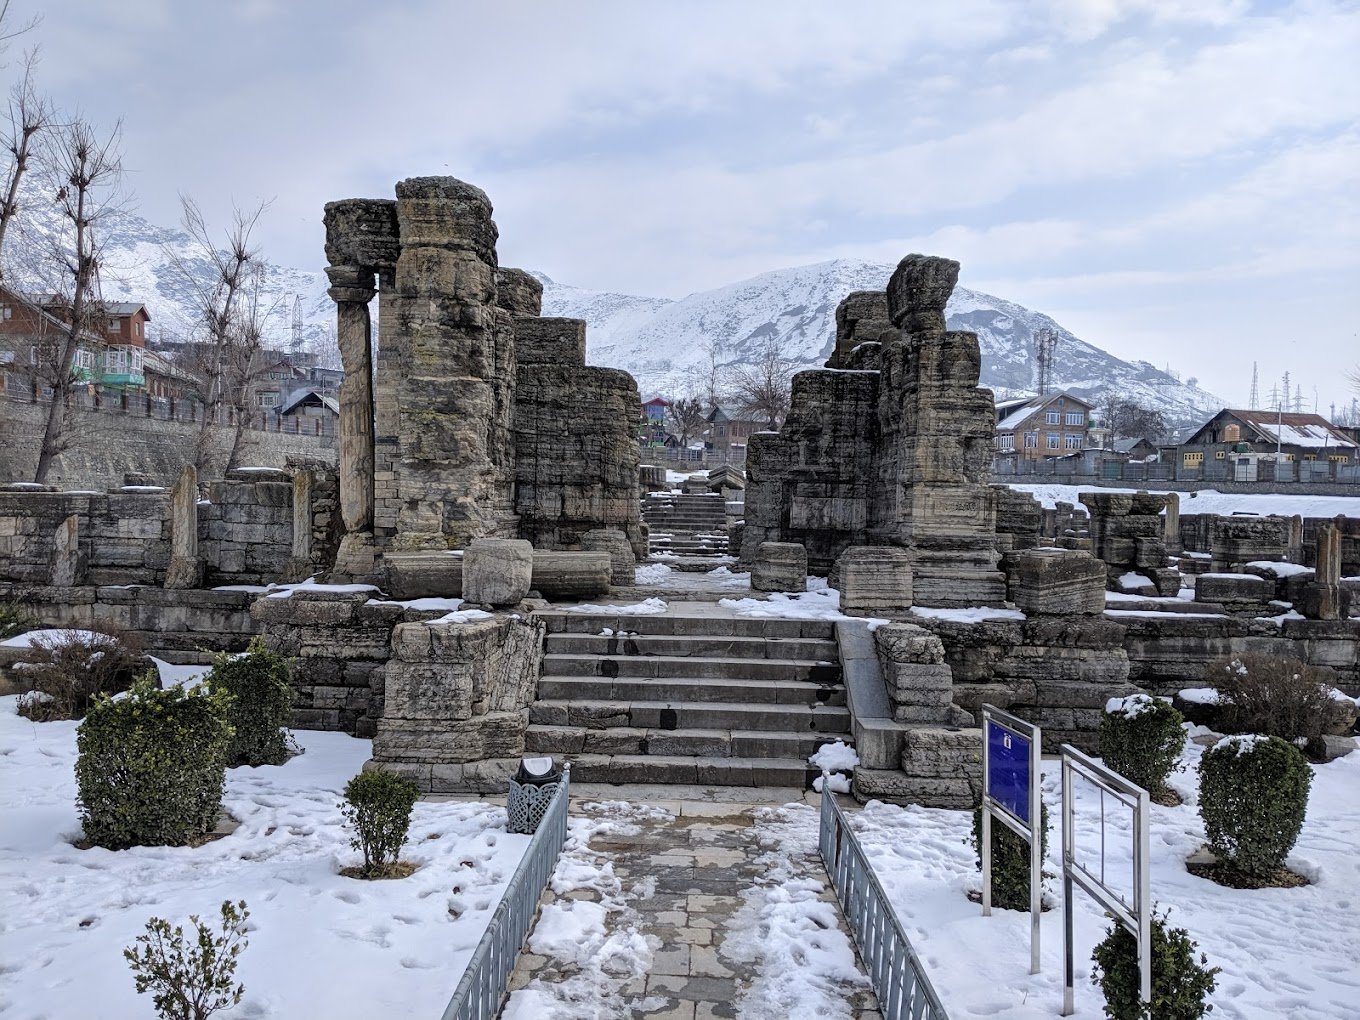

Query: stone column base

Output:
[164, 556, 205, 590]
[331, 532, 379, 583]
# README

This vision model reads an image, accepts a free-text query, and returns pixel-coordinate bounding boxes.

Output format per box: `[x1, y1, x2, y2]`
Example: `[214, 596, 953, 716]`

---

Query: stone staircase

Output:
[527, 605, 849, 787]
[642, 491, 731, 557]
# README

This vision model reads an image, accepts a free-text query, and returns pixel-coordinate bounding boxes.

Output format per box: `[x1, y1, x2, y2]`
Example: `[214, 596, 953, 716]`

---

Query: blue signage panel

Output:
[987, 721, 1031, 826]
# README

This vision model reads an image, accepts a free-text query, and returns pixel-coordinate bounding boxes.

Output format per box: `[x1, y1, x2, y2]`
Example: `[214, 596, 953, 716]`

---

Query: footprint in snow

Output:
[332, 889, 361, 904]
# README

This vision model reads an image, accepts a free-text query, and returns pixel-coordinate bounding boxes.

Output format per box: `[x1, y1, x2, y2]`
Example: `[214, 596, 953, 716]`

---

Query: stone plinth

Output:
[1196, 573, 1275, 606]
[1080, 490, 1174, 593]
[993, 486, 1043, 551]
[751, 542, 808, 593]
[1007, 548, 1106, 615]
[1210, 516, 1288, 572]
[463, 538, 533, 606]
[513, 317, 587, 367]
[830, 545, 913, 612]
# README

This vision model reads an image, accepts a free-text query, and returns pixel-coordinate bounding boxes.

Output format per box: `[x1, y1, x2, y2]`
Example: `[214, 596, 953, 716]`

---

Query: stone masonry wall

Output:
[0, 489, 172, 586]
[199, 474, 294, 586]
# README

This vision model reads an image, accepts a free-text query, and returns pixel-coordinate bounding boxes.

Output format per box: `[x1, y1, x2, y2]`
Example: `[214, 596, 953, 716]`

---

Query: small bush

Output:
[206, 639, 294, 767]
[0, 595, 37, 640]
[1091, 906, 1219, 1020]
[1198, 734, 1312, 885]
[124, 900, 249, 1020]
[76, 674, 232, 849]
[1210, 654, 1352, 751]
[342, 767, 419, 878]
[14, 626, 145, 721]
[1101, 695, 1186, 801]
[971, 800, 1049, 911]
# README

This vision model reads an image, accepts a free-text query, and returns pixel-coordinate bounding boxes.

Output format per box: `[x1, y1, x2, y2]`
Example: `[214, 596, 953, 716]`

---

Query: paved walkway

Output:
[504, 793, 881, 1019]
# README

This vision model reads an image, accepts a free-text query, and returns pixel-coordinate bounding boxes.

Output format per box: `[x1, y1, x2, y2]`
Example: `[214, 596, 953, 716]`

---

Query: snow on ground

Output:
[367, 597, 468, 612]
[0, 629, 106, 649]
[633, 564, 752, 591]
[910, 606, 1026, 623]
[720, 589, 844, 620]
[1246, 561, 1314, 577]
[0, 697, 529, 1019]
[1010, 483, 1360, 520]
[565, 598, 669, 615]
[721, 805, 870, 1019]
[503, 801, 670, 1019]
[850, 741, 1360, 1019]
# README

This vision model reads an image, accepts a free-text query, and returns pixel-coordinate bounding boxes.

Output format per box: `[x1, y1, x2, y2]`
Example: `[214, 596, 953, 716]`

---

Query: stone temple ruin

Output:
[1, 178, 1355, 804]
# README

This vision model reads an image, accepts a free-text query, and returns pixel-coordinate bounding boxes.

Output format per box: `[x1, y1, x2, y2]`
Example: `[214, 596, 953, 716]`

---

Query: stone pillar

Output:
[751, 541, 808, 592]
[164, 464, 204, 589]
[1301, 521, 1345, 620]
[1162, 491, 1181, 555]
[285, 468, 315, 582]
[1286, 514, 1304, 564]
[49, 514, 85, 587]
[327, 264, 379, 578]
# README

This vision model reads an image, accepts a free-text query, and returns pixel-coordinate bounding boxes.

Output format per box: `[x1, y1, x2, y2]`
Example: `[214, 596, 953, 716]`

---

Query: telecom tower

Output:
[290, 295, 304, 355]
[1248, 362, 1259, 409]
[1033, 327, 1058, 396]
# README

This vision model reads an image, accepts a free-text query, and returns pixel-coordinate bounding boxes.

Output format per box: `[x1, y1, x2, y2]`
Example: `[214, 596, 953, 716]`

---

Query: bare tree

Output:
[1346, 364, 1360, 399]
[700, 339, 726, 413]
[165, 196, 268, 473]
[0, 1, 40, 56]
[727, 336, 795, 430]
[222, 265, 273, 471]
[31, 117, 123, 483]
[1101, 394, 1169, 447]
[666, 395, 708, 451]
[0, 52, 50, 275]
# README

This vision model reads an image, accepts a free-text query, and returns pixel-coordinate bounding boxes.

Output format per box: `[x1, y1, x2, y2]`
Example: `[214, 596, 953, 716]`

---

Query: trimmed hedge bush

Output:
[0, 595, 36, 640]
[1198, 734, 1312, 884]
[76, 674, 232, 849]
[342, 768, 420, 877]
[206, 639, 294, 767]
[15, 626, 145, 721]
[1100, 695, 1186, 799]
[971, 800, 1049, 911]
[1091, 907, 1219, 1020]
[1210, 654, 1352, 751]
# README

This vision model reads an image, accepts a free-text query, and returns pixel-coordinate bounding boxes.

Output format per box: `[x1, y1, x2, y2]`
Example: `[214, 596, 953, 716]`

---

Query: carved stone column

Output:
[164, 464, 204, 589]
[326, 265, 377, 578]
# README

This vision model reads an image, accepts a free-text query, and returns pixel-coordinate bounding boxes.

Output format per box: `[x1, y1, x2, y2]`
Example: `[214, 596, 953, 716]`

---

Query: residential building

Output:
[277, 388, 339, 427]
[1177, 409, 1357, 470]
[992, 390, 1096, 460]
[702, 405, 762, 462]
[0, 286, 131, 396]
[639, 394, 671, 447]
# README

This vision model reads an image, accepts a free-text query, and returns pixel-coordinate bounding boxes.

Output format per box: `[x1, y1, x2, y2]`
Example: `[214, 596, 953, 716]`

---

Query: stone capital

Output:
[326, 264, 377, 305]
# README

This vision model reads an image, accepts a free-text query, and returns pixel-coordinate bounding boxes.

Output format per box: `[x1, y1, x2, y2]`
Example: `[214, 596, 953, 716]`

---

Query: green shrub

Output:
[971, 800, 1049, 911]
[15, 626, 145, 721]
[0, 595, 37, 640]
[1210, 653, 1351, 751]
[1100, 695, 1186, 800]
[76, 674, 232, 849]
[342, 767, 420, 878]
[206, 639, 294, 767]
[1198, 734, 1312, 884]
[1091, 907, 1219, 1020]
[124, 900, 249, 1020]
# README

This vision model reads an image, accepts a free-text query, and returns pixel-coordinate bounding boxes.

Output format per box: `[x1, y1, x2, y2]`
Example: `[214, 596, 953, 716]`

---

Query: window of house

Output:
[1046, 410, 1061, 424]
[1065, 412, 1084, 426]
[1215, 450, 1226, 459]
[1183, 452, 1204, 466]
[1046, 433, 1060, 450]
[998, 434, 1014, 450]
[105, 349, 126, 374]
[1, 304, 11, 320]
[1024, 433, 1038, 449]
[1303, 454, 1317, 461]
[257, 393, 277, 407]
[1329, 454, 1349, 463]
[1282, 454, 1295, 462]
[74, 348, 95, 371]
[1065, 434, 1081, 449]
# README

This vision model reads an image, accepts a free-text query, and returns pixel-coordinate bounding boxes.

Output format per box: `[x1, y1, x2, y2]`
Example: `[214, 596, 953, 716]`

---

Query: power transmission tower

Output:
[1248, 362, 1259, 409]
[290, 294, 304, 355]
[1033, 327, 1058, 397]
[1294, 384, 1303, 413]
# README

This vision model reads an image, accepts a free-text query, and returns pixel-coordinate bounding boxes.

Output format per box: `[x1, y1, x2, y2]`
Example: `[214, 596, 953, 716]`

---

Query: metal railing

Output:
[819, 789, 950, 1020]
[440, 766, 571, 1020]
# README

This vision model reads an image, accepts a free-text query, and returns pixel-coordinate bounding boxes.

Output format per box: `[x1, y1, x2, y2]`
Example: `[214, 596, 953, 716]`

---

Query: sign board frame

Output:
[979, 704, 1043, 975]
[1060, 744, 1151, 1016]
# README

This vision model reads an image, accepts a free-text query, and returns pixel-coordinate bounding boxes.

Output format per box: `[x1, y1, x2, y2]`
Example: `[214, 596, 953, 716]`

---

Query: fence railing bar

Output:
[818, 790, 950, 1020]
[440, 766, 571, 1020]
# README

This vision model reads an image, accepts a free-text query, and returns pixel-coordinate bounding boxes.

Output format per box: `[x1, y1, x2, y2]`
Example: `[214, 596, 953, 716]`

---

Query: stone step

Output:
[529, 698, 851, 733]
[544, 633, 839, 660]
[537, 674, 846, 707]
[555, 753, 818, 788]
[526, 724, 848, 760]
[543, 652, 842, 682]
[537, 610, 835, 640]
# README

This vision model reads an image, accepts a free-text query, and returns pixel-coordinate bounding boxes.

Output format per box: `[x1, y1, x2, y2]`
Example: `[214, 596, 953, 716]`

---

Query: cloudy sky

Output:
[16, 0, 1360, 411]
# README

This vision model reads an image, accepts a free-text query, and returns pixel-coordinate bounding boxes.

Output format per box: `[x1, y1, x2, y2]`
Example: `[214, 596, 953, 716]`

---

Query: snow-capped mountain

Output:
[540, 258, 1223, 427]
[4, 190, 1220, 425]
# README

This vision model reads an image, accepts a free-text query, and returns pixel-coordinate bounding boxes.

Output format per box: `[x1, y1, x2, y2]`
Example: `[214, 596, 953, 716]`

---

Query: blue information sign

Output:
[987, 722, 1032, 825]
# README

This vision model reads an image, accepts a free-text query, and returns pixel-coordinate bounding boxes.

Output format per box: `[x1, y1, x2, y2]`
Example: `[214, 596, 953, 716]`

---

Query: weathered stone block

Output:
[831, 546, 913, 611]
[463, 538, 533, 606]
[1007, 548, 1106, 615]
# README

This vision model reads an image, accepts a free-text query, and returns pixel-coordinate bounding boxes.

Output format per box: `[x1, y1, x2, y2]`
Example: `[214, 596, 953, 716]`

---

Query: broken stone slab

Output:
[750, 541, 807, 593]
[1196, 573, 1275, 605]
[581, 528, 637, 586]
[463, 539, 534, 606]
[530, 550, 612, 599]
[383, 551, 464, 600]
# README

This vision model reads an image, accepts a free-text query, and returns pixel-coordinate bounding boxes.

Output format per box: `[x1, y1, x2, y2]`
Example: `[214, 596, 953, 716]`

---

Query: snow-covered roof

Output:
[1227, 410, 1356, 450]
[278, 389, 340, 415]
[996, 404, 1040, 431]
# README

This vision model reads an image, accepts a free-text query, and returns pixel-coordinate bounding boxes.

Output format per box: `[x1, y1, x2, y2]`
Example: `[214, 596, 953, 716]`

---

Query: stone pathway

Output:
[504, 794, 881, 1019]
